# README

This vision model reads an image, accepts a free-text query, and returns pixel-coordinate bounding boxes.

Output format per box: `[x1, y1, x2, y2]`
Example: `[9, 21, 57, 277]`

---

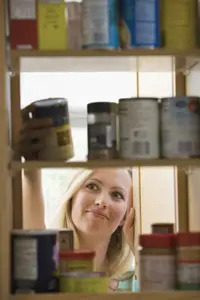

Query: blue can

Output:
[82, 0, 119, 49]
[120, 0, 161, 48]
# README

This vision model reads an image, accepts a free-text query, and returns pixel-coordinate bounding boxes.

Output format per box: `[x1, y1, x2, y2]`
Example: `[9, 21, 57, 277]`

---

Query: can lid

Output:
[32, 98, 69, 120]
[140, 234, 176, 248]
[119, 97, 158, 102]
[60, 250, 95, 259]
[87, 102, 118, 113]
[176, 232, 200, 246]
[11, 229, 58, 236]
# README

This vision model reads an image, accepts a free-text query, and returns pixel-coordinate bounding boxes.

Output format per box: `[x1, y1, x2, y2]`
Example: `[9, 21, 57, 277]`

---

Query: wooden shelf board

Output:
[10, 291, 200, 300]
[11, 48, 200, 59]
[11, 159, 200, 170]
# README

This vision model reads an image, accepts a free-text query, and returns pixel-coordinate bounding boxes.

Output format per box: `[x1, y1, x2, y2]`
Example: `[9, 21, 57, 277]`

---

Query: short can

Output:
[120, 0, 161, 48]
[31, 98, 74, 161]
[59, 250, 95, 273]
[82, 0, 119, 49]
[119, 98, 159, 159]
[161, 97, 200, 158]
[11, 230, 59, 294]
[59, 271, 108, 293]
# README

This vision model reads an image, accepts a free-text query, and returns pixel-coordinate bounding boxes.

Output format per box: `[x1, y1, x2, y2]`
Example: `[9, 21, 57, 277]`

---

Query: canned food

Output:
[31, 98, 74, 161]
[161, 97, 200, 158]
[87, 102, 118, 159]
[59, 250, 95, 273]
[59, 272, 108, 293]
[120, 0, 161, 48]
[58, 229, 74, 252]
[11, 230, 59, 294]
[151, 223, 174, 234]
[119, 98, 159, 159]
[82, 0, 119, 49]
[162, 0, 197, 50]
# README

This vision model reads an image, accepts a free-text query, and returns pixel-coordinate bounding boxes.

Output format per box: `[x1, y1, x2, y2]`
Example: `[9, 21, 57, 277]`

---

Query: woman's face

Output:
[71, 168, 132, 238]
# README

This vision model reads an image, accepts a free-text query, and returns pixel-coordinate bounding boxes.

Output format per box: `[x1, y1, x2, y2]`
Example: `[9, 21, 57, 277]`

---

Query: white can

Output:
[161, 97, 200, 158]
[119, 98, 159, 159]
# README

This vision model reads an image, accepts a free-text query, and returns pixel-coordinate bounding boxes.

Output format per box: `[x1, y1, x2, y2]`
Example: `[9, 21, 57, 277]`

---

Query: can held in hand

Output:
[161, 97, 200, 158]
[119, 98, 159, 159]
[11, 230, 59, 294]
[82, 0, 119, 49]
[87, 102, 118, 159]
[120, 0, 161, 48]
[31, 98, 74, 161]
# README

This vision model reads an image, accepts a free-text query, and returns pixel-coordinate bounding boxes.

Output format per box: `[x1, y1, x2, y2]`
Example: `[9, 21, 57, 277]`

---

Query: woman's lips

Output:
[86, 210, 109, 220]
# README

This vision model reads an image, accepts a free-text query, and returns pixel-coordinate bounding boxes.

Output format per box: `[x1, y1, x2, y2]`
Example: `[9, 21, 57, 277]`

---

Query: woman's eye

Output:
[86, 183, 99, 191]
[111, 192, 124, 200]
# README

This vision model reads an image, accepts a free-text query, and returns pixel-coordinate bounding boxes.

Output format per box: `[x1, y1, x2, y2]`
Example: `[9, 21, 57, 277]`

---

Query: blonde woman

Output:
[21, 115, 138, 292]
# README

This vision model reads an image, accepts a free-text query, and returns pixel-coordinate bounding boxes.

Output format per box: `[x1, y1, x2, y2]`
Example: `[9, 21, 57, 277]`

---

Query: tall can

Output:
[161, 97, 200, 158]
[82, 0, 119, 49]
[162, 0, 197, 50]
[119, 98, 159, 159]
[31, 98, 74, 161]
[11, 230, 59, 294]
[120, 0, 161, 48]
[87, 102, 118, 159]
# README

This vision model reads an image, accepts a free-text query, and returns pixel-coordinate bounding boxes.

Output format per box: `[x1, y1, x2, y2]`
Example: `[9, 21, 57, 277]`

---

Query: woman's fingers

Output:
[124, 207, 135, 229]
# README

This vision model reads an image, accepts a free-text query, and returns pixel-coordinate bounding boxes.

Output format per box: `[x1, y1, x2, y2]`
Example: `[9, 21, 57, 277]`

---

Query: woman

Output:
[21, 113, 137, 292]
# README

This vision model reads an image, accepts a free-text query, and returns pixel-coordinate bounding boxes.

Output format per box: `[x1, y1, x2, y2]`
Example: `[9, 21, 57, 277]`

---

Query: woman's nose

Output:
[94, 193, 109, 208]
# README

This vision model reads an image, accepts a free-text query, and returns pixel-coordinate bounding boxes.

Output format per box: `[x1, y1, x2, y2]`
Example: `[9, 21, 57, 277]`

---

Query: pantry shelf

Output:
[10, 48, 200, 59]
[9, 291, 200, 300]
[11, 159, 200, 170]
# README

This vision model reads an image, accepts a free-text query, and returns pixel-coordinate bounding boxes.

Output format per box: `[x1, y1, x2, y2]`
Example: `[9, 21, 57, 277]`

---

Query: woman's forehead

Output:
[88, 168, 132, 189]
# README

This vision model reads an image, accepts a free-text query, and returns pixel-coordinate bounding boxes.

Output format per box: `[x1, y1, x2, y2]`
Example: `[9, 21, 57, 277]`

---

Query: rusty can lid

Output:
[140, 234, 176, 248]
[176, 232, 200, 246]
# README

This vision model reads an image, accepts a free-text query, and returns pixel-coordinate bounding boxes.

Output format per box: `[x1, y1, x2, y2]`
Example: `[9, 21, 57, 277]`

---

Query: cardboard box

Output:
[9, 0, 37, 49]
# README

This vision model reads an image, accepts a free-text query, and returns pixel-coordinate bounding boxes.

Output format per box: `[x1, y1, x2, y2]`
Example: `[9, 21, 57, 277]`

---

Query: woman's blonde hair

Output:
[49, 168, 135, 279]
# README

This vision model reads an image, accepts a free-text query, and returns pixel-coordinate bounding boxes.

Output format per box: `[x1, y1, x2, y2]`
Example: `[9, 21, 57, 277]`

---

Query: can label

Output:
[120, 0, 160, 48]
[82, 0, 119, 49]
[14, 238, 37, 280]
[140, 254, 176, 290]
[177, 263, 200, 290]
[161, 97, 200, 158]
[38, 124, 74, 160]
[119, 100, 159, 159]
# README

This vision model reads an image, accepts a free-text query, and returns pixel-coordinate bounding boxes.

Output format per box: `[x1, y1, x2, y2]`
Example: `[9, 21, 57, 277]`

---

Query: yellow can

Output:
[59, 272, 108, 293]
[162, 0, 197, 50]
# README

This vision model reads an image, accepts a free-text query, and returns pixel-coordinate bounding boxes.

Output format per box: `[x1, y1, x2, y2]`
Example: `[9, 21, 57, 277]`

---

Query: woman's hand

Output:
[123, 208, 135, 253]
[18, 104, 52, 160]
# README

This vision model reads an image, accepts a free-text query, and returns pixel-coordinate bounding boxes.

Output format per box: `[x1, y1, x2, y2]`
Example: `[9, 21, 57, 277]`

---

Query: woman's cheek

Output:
[110, 202, 127, 225]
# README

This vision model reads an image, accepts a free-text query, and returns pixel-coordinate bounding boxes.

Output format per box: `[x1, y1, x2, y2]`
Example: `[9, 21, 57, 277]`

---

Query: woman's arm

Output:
[22, 169, 46, 229]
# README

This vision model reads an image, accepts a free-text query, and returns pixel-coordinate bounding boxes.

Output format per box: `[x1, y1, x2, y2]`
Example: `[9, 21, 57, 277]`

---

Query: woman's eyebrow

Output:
[87, 178, 127, 194]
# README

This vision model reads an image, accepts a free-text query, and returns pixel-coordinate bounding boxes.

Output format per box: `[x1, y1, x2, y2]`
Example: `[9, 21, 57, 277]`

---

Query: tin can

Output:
[176, 232, 200, 290]
[59, 250, 95, 273]
[59, 272, 108, 293]
[139, 234, 176, 291]
[11, 230, 59, 294]
[120, 0, 161, 48]
[161, 97, 200, 158]
[162, 0, 197, 50]
[82, 0, 119, 49]
[151, 223, 174, 234]
[87, 102, 118, 159]
[31, 98, 74, 161]
[119, 98, 159, 159]
[58, 229, 74, 252]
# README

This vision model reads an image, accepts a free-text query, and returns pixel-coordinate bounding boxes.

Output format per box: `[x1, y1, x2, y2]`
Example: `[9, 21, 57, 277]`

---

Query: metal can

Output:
[161, 97, 200, 158]
[31, 98, 74, 161]
[59, 272, 108, 293]
[162, 0, 197, 50]
[120, 0, 161, 48]
[11, 230, 59, 294]
[176, 232, 200, 290]
[119, 98, 159, 159]
[58, 229, 74, 252]
[151, 223, 174, 234]
[87, 102, 118, 159]
[82, 0, 119, 49]
[59, 250, 95, 273]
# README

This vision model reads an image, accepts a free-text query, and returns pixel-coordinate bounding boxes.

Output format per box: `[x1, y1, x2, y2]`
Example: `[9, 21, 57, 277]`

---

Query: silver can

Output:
[119, 98, 159, 159]
[161, 97, 200, 158]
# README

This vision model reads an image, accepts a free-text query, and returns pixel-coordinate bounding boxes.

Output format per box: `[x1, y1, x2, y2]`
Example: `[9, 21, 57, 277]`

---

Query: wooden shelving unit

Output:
[1, 0, 200, 299]
[11, 158, 200, 170]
